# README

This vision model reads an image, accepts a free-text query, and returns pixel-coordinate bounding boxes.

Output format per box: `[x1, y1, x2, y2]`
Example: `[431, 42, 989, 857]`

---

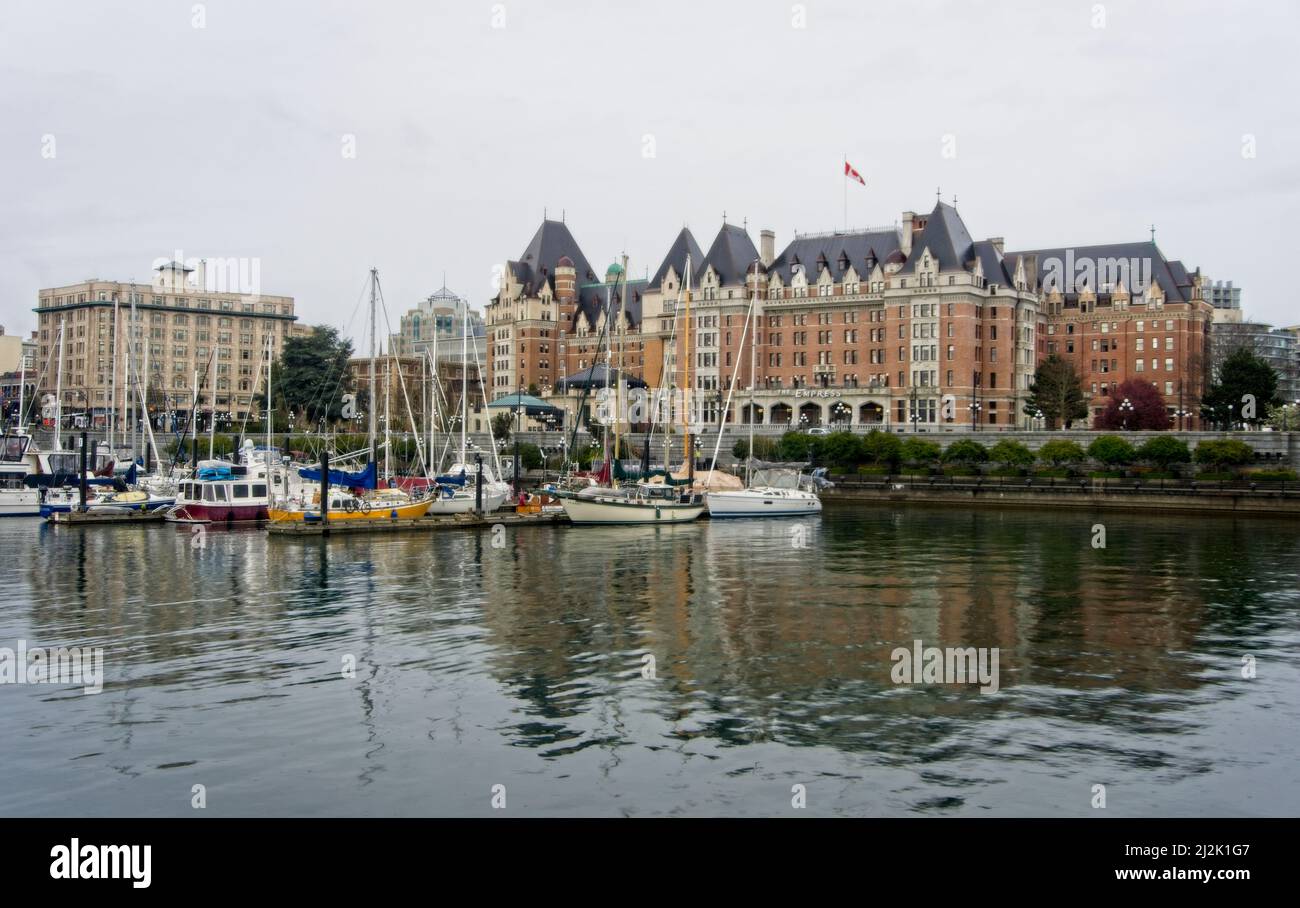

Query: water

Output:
[1, 506, 1298, 817]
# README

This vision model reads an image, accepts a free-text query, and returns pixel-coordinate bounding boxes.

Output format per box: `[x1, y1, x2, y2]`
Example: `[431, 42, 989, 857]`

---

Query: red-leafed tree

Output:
[1093, 379, 1171, 431]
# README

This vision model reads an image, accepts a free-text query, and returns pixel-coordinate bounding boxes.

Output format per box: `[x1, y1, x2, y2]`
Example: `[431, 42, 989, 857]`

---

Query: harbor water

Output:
[1, 505, 1298, 817]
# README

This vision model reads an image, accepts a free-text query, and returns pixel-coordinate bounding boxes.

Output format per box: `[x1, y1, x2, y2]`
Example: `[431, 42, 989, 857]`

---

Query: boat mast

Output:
[129, 294, 137, 461]
[207, 344, 216, 460]
[265, 332, 273, 493]
[683, 254, 693, 485]
[614, 254, 628, 470]
[16, 336, 26, 433]
[54, 317, 65, 450]
[109, 298, 118, 450]
[460, 295, 467, 464]
[383, 359, 390, 483]
[368, 268, 378, 468]
[748, 264, 757, 487]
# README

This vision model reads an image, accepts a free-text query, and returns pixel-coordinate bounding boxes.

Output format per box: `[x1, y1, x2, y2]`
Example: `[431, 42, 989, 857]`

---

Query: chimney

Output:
[900, 211, 915, 256]
[760, 229, 775, 267]
[989, 237, 1004, 255]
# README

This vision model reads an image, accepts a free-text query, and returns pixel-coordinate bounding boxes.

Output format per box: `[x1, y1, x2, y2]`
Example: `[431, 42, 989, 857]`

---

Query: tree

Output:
[1024, 355, 1088, 428]
[1093, 379, 1169, 431]
[1036, 438, 1085, 466]
[1087, 434, 1135, 467]
[941, 439, 988, 463]
[1136, 436, 1191, 470]
[860, 430, 902, 469]
[987, 439, 1035, 468]
[491, 411, 513, 443]
[518, 442, 544, 470]
[266, 326, 355, 426]
[778, 431, 815, 461]
[1201, 347, 1281, 428]
[820, 431, 864, 469]
[1194, 438, 1254, 469]
[899, 438, 942, 465]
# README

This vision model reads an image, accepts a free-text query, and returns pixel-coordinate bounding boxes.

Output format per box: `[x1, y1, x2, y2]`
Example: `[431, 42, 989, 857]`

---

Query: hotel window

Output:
[1165, 381, 1174, 394]
[1165, 358, 1173, 371]
[945, 370, 953, 386]
[947, 344, 955, 361]
[1165, 337, 1174, 350]
[1165, 320, 1174, 330]
[1136, 338, 1144, 351]
[1136, 321, 1144, 332]
[1135, 359, 1144, 372]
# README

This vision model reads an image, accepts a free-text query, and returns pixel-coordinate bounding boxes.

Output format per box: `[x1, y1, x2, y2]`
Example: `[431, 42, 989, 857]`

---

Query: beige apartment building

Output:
[33, 261, 310, 431]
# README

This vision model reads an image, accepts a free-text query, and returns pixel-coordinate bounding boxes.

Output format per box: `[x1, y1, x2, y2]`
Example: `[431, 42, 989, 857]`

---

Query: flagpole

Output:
[843, 154, 847, 232]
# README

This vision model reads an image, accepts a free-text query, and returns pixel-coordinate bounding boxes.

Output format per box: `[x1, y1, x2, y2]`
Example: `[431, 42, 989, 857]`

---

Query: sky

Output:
[2, 0, 1298, 349]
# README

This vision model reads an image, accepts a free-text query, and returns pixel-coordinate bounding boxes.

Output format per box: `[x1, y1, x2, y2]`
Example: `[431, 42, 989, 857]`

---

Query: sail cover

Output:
[297, 460, 378, 490]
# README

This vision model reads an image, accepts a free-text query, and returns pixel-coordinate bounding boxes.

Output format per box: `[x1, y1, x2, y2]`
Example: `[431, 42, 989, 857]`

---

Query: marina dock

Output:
[265, 510, 565, 537]
[48, 509, 169, 526]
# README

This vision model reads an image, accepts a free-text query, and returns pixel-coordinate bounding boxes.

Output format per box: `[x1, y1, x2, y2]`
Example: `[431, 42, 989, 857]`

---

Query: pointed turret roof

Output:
[699, 223, 760, 286]
[507, 218, 596, 294]
[650, 227, 705, 287]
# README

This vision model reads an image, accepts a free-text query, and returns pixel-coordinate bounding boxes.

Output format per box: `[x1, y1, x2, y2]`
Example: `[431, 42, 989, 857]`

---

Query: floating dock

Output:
[48, 509, 170, 526]
[265, 510, 566, 537]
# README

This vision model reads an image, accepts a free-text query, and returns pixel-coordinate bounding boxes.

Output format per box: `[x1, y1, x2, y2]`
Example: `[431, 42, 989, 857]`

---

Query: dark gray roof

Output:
[650, 228, 705, 287]
[768, 228, 903, 284]
[573, 278, 648, 332]
[970, 239, 1018, 287]
[556, 363, 648, 391]
[699, 223, 760, 287]
[1005, 241, 1193, 302]
[507, 219, 596, 294]
[909, 202, 974, 272]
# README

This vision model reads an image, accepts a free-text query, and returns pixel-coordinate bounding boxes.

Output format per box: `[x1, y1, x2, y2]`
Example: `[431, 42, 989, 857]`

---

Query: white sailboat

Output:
[706, 260, 822, 518]
[558, 254, 704, 525]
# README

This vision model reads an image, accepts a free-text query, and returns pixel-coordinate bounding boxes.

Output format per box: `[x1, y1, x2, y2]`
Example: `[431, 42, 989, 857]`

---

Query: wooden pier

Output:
[48, 509, 169, 526]
[265, 510, 566, 537]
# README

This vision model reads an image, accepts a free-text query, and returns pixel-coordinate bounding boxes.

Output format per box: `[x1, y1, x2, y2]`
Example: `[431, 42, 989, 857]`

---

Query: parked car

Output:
[806, 426, 832, 436]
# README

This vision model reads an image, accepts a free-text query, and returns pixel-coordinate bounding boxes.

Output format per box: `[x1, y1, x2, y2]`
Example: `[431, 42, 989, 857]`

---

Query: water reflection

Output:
[3, 507, 1298, 816]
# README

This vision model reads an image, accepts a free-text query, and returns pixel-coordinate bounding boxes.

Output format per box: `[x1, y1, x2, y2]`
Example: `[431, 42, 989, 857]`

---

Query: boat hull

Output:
[167, 502, 269, 523]
[560, 495, 705, 525]
[706, 489, 822, 518]
[0, 489, 42, 517]
[268, 499, 433, 523]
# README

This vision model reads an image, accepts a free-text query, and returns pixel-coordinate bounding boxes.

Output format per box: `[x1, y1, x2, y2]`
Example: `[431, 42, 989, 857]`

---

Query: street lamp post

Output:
[969, 400, 982, 432]
[1119, 397, 1134, 431]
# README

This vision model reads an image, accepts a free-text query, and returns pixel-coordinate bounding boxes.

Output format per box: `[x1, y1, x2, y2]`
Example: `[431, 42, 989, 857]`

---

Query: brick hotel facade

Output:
[487, 203, 1214, 431]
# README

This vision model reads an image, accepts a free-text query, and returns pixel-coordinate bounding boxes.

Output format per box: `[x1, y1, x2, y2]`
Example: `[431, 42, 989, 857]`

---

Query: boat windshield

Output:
[749, 468, 801, 490]
[1, 434, 30, 463]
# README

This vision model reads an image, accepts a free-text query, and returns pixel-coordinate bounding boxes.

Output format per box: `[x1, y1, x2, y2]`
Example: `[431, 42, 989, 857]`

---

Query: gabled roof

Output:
[507, 219, 596, 295]
[699, 223, 760, 287]
[768, 228, 902, 284]
[650, 228, 705, 287]
[1006, 241, 1193, 302]
[909, 202, 974, 272]
[573, 278, 648, 332]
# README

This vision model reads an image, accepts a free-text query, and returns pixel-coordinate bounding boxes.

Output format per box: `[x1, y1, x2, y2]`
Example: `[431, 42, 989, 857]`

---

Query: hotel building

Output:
[33, 261, 310, 428]
[487, 203, 1215, 430]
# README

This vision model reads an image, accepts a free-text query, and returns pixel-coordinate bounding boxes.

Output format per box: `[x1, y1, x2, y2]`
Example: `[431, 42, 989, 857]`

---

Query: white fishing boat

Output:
[0, 432, 41, 516]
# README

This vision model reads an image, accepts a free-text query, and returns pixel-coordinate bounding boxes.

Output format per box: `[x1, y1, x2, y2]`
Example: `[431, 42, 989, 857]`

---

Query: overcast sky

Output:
[2, 0, 1297, 348]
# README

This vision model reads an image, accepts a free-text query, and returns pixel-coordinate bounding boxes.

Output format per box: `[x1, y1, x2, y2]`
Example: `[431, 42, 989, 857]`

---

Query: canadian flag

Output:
[845, 161, 866, 186]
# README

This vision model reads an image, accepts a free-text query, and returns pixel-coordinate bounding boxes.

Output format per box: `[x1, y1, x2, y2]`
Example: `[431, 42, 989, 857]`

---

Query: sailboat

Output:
[429, 291, 510, 513]
[706, 260, 822, 518]
[269, 269, 425, 523]
[557, 255, 705, 525]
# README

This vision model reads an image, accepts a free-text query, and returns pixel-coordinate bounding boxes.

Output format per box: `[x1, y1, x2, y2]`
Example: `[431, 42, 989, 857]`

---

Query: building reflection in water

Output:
[13, 509, 1300, 773]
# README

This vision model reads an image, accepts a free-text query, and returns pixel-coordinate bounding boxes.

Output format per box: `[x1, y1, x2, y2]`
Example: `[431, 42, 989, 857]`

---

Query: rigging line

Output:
[297, 273, 371, 432]
[374, 273, 428, 477]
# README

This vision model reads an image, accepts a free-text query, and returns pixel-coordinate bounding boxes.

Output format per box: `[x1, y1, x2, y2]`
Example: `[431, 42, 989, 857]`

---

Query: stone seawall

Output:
[824, 482, 1300, 517]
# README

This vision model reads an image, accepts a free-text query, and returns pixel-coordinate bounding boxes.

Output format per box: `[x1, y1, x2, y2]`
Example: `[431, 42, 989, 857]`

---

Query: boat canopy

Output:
[297, 460, 378, 490]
